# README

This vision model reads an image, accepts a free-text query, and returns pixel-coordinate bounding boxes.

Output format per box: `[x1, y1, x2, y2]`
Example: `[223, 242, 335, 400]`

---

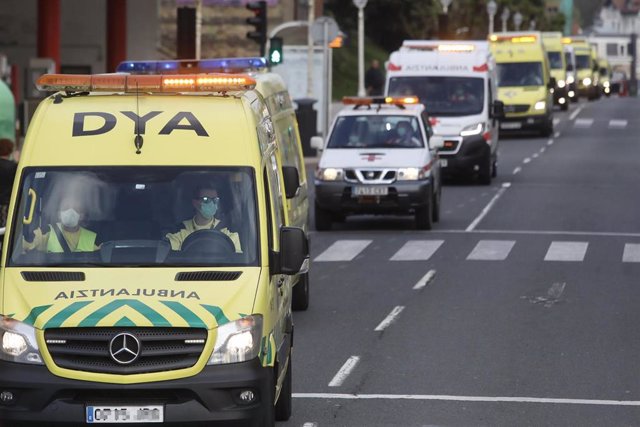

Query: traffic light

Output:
[269, 37, 283, 65]
[246, 1, 267, 57]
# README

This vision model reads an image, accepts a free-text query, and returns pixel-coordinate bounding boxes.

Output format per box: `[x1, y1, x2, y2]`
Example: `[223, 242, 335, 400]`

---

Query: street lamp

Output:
[501, 7, 510, 33]
[353, 0, 368, 97]
[439, 0, 453, 14]
[513, 11, 523, 31]
[487, 0, 497, 35]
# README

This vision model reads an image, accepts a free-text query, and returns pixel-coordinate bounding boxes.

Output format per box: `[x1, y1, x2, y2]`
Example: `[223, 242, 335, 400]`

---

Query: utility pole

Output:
[307, 0, 315, 97]
[353, 0, 368, 97]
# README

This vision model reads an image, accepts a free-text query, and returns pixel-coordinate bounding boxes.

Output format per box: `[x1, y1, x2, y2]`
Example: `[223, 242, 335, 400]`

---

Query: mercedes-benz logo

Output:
[109, 333, 141, 365]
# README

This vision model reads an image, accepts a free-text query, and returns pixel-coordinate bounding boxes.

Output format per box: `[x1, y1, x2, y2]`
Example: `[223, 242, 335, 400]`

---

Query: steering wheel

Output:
[180, 229, 236, 254]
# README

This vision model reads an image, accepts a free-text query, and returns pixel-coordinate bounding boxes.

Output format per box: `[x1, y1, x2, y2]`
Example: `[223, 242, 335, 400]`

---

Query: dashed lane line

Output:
[328, 356, 360, 387]
[523, 157, 531, 164]
[547, 139, 554, 146]
[569, 105, 583, 121]
[553, 132, 560, 138]
[413, 270, 436, 290]
[374, 306, 405, 332]
[465, 183, 511, 232]
[512, 166, 522, 175]
[293, 393, 640, 407]
[303, 423, 318, 427]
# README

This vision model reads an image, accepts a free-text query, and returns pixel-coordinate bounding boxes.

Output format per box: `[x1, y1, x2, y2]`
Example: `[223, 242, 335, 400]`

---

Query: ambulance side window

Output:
[263, 156, 284, 250]
[263, 168, 274, 248]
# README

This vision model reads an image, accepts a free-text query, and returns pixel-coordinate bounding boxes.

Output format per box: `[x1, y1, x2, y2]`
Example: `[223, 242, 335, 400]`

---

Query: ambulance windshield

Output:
[387, 76, 484, 116]
[9, 167, 259, 267]
[547, 52, 563, 69]
[327, 115, 424, 149]
[575, 55, 591, 70]
[496, 62, 544, 87]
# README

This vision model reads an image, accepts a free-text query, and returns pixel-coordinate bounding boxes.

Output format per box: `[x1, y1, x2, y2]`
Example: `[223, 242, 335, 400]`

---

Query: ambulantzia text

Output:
[55, 288, 201, 300]
[72, 111, 209, 137]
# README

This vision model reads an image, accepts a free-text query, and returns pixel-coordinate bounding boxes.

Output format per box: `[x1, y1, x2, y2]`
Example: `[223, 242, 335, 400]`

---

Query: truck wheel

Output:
[491, 159, 498, 178]
[314, 204, 332, 231]
[262, 369, 276, 427]
[541, 119, 553, 137]
[478, 154, 492, 185]
[415, 192, 433, 230]
[432, 185, 441, 223]
[561, 101, 569, 111]
[292, 273, 309, 311]
[275, 356, 292, 421]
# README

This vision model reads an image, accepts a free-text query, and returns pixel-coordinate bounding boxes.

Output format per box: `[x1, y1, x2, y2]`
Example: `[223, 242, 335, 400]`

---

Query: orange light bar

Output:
[561, 37, 572, 44]
[342, 96, 419, 106]
[489, 35, 537, 43]
[437, 44, 476, 52]
[37, 73, 256, 93]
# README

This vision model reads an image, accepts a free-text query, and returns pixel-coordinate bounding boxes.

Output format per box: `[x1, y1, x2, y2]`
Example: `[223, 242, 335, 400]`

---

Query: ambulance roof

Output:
[388, 41, 493, 76]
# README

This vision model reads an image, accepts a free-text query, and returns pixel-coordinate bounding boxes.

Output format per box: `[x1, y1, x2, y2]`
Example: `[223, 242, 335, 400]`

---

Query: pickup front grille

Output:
[44, 327, 207, 375]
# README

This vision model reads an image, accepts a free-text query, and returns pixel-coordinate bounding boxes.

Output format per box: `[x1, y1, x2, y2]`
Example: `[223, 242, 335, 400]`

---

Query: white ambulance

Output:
[385, 41, 504, 185]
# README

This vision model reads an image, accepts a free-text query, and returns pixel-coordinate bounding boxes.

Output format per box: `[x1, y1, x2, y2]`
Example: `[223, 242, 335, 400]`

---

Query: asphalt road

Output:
[282, 95, 640, 427]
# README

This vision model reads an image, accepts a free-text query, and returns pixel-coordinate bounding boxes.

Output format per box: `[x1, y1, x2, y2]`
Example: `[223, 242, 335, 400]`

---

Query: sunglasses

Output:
[194, 196, 220, 204]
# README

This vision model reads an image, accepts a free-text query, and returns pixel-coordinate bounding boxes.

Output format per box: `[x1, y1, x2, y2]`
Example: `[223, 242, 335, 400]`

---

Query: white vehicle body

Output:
[384, 40, 501, 183]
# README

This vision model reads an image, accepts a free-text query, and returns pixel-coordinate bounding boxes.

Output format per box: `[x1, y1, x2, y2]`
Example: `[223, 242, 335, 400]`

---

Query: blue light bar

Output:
[116, 57, 268, 74]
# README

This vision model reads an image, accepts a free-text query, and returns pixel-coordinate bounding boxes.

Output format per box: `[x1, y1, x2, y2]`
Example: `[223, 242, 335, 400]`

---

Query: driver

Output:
[165, 184, 241, 252]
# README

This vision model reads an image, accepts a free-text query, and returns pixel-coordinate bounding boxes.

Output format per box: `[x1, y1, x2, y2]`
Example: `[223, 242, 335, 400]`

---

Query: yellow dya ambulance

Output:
[599, 58, 613, 96]
[590, 45, 602, 99]
[561, 38, 579, 102]
[542, 32, 569, 110]
[567, 37, 599, 100]
[489, 32, 555, 136]
[0, 72, 310, 426]
[117, 58, 311, 311]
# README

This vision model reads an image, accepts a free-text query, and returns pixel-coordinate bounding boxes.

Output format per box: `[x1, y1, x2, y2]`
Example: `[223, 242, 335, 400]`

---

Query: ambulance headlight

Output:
[208, 315, 262, 365]
[583, 77, 592, 86]
[534, 101, 546, 111]
[0, 317, 43, 364]
[603, 81, 610, 88]
[316, 168, 343, 181]
[566, 75, 575, 84]
[557, 80, 566, 88]
[397, 168, 423, 181]
[460, 122, 484, 137]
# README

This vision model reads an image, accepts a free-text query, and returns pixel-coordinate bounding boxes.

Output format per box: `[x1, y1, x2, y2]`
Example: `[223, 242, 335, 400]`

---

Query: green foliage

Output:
[331, 35, 389, 100]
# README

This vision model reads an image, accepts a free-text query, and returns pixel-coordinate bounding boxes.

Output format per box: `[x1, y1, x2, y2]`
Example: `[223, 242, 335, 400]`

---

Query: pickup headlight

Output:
[460, 122, 483, 137]
[315, 167, 343, 181]
[208, 315, 262, 365]
[557, 80, 566, 88]
[0, 317, 44, 364]
[583, 77, 592, 86]
[534, 101, 546, 111]
[397, 167, 424, 181]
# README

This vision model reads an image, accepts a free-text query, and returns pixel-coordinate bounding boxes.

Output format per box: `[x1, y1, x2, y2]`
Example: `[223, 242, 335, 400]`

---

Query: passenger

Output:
[386, 121, 421, 146]
[165, 183, 241, 252]
[23, 195, 100, 253]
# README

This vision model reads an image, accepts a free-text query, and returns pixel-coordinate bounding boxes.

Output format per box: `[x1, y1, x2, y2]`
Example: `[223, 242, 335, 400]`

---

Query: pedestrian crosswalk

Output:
[313, 238, 640, 264]
[571, 118, 629, 129]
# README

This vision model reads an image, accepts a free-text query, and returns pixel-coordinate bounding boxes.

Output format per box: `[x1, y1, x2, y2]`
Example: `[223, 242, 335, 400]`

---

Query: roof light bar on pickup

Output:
[116, 57, 268, 74]
[342, 96, 419, 106]
[36, 73, 257, 93]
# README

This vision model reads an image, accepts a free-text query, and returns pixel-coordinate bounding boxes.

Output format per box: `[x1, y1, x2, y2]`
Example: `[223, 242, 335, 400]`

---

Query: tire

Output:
[478, 154, 492, 185]
[540, 118, 553, 137]
[261, 369, 276, 427]
[561, 101, 569, 111]
[415, 191, 433, 230]
[292, 273, 309, 311]
[314, 204, 332, 231]
[432, 185, 441, 223]
[275, 356, 292, 421]
[491, 158, 498, 178]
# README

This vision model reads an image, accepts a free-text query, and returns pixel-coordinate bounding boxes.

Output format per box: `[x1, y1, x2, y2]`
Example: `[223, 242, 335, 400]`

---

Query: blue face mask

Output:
[198, 200, 218, 220]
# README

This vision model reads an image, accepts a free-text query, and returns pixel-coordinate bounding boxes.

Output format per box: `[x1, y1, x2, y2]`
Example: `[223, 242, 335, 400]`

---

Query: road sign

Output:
[311, 16, 340, 45]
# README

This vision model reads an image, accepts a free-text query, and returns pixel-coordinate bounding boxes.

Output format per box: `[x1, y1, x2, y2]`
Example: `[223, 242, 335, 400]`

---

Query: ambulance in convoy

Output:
[385, 41, 503, 185]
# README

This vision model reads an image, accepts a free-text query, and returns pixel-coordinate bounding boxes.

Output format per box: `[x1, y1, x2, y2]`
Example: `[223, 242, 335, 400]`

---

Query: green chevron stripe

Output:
[115, 316, 136, 327]
[77, 299, 170, 327]
[44, 301, 93, 329]
[161, 301, 206, 328]
[200, 304, 230, 326]
[22, 305, 52, 326]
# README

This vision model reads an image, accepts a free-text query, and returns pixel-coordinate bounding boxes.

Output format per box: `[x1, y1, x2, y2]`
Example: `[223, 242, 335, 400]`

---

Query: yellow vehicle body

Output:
[0, 77, 308, 426]
[567, 37, 598, 99]
[542, 32, 569, 109]
[599, 58, 613, 96]
[490, 32, 554, 136]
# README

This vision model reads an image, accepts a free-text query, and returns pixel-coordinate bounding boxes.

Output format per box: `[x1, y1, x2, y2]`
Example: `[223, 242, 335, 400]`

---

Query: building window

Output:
[607, 43, 618, 56]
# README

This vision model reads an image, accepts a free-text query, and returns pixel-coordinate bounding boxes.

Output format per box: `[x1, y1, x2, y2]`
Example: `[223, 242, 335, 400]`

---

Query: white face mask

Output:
[60, 208, 80, 228]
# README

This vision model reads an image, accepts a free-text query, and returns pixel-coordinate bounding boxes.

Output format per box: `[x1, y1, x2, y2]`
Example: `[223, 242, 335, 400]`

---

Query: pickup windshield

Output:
[9, 167, 258, 267]
[327, 115, 424, 149]
[497, 62, 544, 87]
[387, 76, 484, 116]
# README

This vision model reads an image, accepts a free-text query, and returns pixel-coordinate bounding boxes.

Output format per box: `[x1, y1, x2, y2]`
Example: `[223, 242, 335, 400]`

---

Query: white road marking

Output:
[328, 356, 360, 387]
[524, 282, 567, 307]
[547, 282, 566, 300]
[553, 132, 560, 138]
[374, 306, 405, 332]
[623, 243, 640, 262]
[547, 139, 554, 146]
[539, 147, 546, 153]
[465, 183, 510, 232]
[436, 229, 640, 238]
[314, 240, 371, 262]
[303, 423, 318, 427]
[609, 119, 628, 128]
[413, 269, 437, 290]
[544, 241, 589, 262]
[391, 240, 443, 261]
[574, 118, 593, 128]
[293, 393, 640, 407]
[532, 153, 539, 158]
[467, 240, 516, 261]
[569, 105, 583, 121]
[512, 166, 522, 175]
[523, 157, 531, 164]
[553, 118, 560, 126]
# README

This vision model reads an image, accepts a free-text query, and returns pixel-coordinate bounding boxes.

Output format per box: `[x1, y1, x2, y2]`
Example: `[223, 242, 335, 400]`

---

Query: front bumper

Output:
[314, 179, 432, 215]
[499, 113, 550, 132]
[0, 359, 270, 426]
[553, 86, 569, 104]
[438, 134, 491, 177]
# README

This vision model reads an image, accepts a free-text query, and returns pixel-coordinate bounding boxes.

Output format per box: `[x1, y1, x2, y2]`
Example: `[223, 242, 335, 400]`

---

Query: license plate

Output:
[353, 186, 388, 196]
[500, 122, 522, 130]
[86, 406, 163, 423]
[440, 159, 448, 167]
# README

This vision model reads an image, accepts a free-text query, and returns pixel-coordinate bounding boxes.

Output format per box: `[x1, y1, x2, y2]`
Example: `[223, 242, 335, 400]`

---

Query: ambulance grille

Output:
[44, 327, 207, 375]
[504, 104, 529, 113]
[21, 271, 85, 282]
[175, 271, 242, 281]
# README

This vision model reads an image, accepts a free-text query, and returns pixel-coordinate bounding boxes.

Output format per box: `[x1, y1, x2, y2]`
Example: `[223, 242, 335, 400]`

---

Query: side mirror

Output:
[310, 136, 324, 151]
[274, 227, 309, 275]
[492, 100, 505, 119]
[282, 166, 300, 199]
[548, 77, 557, 89]
[429, 135, 444, 150]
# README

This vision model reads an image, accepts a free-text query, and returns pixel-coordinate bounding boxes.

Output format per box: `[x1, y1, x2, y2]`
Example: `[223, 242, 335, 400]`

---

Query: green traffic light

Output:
[269, 37, 283, 65]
